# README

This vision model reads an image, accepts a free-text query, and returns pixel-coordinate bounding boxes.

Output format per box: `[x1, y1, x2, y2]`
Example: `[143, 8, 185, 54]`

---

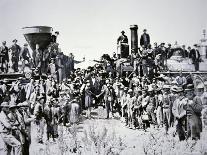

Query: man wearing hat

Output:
[172, 86, 187, 141]
[51, 31, 59, 43]
[0, 41, 9, 73]
[117, 31, 128, 45]
[20, 43, 31, 72]
[117, 31, 129, 58]
[18, 101, 34, 155]
[10, 39, 21, 72]
[189, 44, 201, 71]
[97, 82, 116, 119]
[8, 102, 28, 149]
[0, 102, 22, 155]
[126, 89, 136, 129]
[146, 87, 156, 126]
[185, 84, 202, 140]
[162, 85, 173, 133]
[140, 29, 150, 48]
[34, 95, 45, 143]
[166, 43, 173, 58]
[48, 58, 57, 81]
[69, 95, 80, 124]
[120, 87, 128, 122]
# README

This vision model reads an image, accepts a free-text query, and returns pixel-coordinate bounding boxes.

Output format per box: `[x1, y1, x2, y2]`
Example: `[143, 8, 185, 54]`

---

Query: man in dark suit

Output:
[140, 29, 150, 48]
[117, 31, 129, 58]
[117, 31, 128, 44]
[51, 31, 59, 43]
[0, 41, 9, 73]
[189, 44, 200, 71]
[10, 39, 21, 72]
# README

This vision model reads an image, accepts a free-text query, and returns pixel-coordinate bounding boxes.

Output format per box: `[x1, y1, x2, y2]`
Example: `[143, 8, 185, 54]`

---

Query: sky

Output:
[0, 0, 206, 60]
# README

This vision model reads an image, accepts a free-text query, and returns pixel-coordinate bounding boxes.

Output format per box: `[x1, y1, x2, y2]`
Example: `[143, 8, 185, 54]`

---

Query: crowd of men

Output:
[117, 29, 202, 75]
[0, 29, 206, 155]
[0, 32, 74, 83]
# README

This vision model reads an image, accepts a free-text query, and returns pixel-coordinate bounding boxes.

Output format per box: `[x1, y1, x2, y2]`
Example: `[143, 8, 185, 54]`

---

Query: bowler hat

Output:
[121, 31, 125, 34]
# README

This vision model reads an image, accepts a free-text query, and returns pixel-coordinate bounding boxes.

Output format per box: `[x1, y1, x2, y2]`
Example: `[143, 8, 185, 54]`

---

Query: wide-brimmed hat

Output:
[18, 101, 29, 107]
[36, 95, 45, 100]
[171, 85, 183, 93]
[116, 82, 121, 86]
[196, 83, 204, 89]
[3, 79, 8, 83]
[121, 30, 125, 34]
[163, 84, 171, 89]
[60, 91, 66, 95]
[185, 84, 194, 91]
[0, 102, 9, 108]
[9, 102, 18, 109]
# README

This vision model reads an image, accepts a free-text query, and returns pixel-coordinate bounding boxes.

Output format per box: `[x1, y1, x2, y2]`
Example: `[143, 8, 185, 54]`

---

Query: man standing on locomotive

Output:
[20, 43, 31, 72]
[10, 39, 21, 72]
[0, 41, 9, 73]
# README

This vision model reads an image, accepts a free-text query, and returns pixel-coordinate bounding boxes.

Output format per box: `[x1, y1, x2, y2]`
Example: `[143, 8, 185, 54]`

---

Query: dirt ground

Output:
[1, 107, 205, 155]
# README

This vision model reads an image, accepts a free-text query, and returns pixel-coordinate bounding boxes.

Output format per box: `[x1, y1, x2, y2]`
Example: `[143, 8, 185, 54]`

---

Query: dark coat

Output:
[140, 33, 150, 47]
[189, 49, 200, 62]
[0, 46, 9, 62]
[117, 35, 128, 44]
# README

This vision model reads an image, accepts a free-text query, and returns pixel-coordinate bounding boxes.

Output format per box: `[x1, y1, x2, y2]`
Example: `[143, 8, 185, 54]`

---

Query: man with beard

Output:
[97, 80, 116, 119]
[184, 84, 202, 140]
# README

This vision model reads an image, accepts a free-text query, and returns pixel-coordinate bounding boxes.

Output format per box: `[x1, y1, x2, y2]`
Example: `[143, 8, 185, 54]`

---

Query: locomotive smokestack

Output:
[130, 25, 138, 54]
